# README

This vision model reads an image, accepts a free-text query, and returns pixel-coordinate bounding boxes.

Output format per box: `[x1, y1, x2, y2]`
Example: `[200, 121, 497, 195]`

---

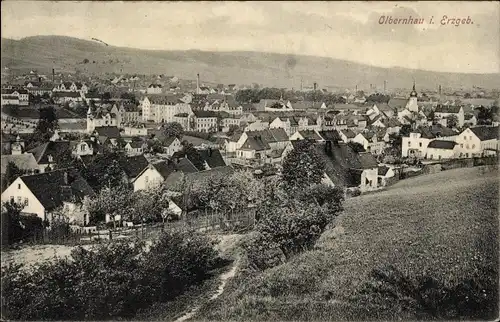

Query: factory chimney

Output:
[313, 82, 317, 91]
[196, 73, 200, 94]
[52, 68, 55, 84]
[384, 80, 387, 93]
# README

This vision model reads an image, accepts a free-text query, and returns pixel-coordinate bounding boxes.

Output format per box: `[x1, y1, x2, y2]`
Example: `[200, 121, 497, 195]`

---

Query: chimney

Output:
[196, 73, 200, 94]
[325, 140, 332, 155]
[439, 85, 442, 96]
[63, 171, 68, 185]
[38, 76, 42, 83]
[52, 68, 55, 84]
[384, 80, 387, 93]
[313, 82, 317, 91]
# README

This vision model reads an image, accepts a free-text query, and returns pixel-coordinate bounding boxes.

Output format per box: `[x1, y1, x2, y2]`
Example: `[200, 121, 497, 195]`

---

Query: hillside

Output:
[196, 167, 499, 320]
[2, 36, 500, 90]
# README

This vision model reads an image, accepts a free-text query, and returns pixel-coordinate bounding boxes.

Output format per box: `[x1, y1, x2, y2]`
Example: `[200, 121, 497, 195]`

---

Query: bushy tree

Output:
[4, 162, 27, 186]
[348, 141, 366, 153]
[27, 106, 59, 149]
[227, 124, 239, 136]
[163, 122, 184, 139]
[281, 140, 325, 191]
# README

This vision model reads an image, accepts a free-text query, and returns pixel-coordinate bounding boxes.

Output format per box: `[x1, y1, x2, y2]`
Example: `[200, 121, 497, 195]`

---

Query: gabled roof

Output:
[198, 148, 226, 168]
[163, 136, 179, 147]
[240, 136, 270, 151]
[94, 126, 121, 139]
[20, 168, 96, 211]
[28, 141, 71, 164]
[175, 157, 199, 173]
[316, 142, 378, 188]
[427, 140, 457, 150]
[297, 130, 322, 141]
[1, 153, 39, 174]
[340, 129, 356, 139]
[193, 110, 217, 118]
[53, 91, 81, 98]
[318, 130, 342, 142]
[435, 105, 463, 114]
[378, 165, 390, 176]
[151, 160, 176, 179]
[469, 126, 499, 141]
[147, 94, 182, 105]
[118, 155, 149, 180]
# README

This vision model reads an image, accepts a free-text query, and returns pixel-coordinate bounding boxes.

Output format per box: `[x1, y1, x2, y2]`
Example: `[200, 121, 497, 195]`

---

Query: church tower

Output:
[87, 105, 95, 133]
[406, 81, 419, 112]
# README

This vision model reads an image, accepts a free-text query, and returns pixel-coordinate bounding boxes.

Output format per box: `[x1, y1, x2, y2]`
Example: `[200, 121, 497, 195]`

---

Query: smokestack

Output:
[196, 73, 200, 94]
[300, 77, 303, 91]
[313, 82, 317, 91]
[355, 85, 358, 93]
[439, 85, 442, 96]
[52, 68, 55, 84]
[384, 80, 387, 93]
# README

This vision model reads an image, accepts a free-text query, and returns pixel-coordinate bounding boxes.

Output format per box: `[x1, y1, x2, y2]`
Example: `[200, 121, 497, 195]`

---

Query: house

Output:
[464, 114, 477, 127]
[1, 89, 29, 105]
[141, 95, 192, 123]
[164, 166, 234, 194]
[52, 91, 84, 104]
[124, 141, 146, 155]
[434, 105, 465, 128]
[54, 82, 88, 94]
[147, 84, 163, 94]
[377, 165, 396, 187]
[83, 93, 102, 105]
[27, 141, 72, 172]
[1, 169, 96, 222]
[317, 130, 343, 143]
[193, 111, 218, 132]
[316, 141, 379, 192]
[456, 126, 499, 158]
[69, 139, 96, 157]
[1, 154, 40, 175]
[425, 140, 459, 160]
[289, 130, 323, 142]
[338, 129, 356, 143]
[352, 131, 385, 154]
[244, 119, 269, 131]
[163, 137, 182, 156]
[118, 154, 150, 183]
[132, 161, 176, 191]
[199, 148, 227, 169]
[402, 125, 458, 158]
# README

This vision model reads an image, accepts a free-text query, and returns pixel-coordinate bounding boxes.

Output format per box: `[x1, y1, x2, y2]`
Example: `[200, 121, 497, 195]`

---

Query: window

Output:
[17, 197, 21, 204]
[469, 136, 472, 140]
[24, 198, 28, 206]
[10, 196, 14, 203]
[408, 141, 411, 146]
[460, 144, 463, 148]
[472, 144, 475, 149]
[145, 176, 149, 183]
[17, 184, 21, 189]
[81, 145, 86, 151]
[419, 142, 422, 147]
[464, 136, 467, 140]
[466, 144, 469, 149]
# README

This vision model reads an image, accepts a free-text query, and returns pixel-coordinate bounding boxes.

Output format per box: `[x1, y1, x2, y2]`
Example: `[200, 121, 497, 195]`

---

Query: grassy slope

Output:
[196, 167, 499, 320]
[2, 36, 500, 89]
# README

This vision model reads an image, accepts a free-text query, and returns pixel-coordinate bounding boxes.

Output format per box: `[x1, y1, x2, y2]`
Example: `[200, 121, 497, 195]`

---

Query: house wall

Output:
[402, 133, 430, 158]
[352, 134, 369, 150]
[456, 128, 482, 157]
[1, 177, 46, 219]
[165, 138, 182, 156]
[360, 168, 378, 192]
[426, 147, 457, 160]
[133, 167, 164, 192]
[236, 149, 256, 159]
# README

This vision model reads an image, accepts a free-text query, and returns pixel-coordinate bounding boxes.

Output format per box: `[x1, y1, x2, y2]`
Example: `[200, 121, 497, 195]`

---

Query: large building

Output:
[141, 95, 192, 123]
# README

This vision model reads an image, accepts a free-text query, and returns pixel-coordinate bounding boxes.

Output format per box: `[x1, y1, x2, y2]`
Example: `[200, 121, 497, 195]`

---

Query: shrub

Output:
[257, 204, 331, 259]
[352, 264, 498, 320]
[1, 231, 220, 320]
[144, 230, 219, 301]
[240, 232, 285, 271]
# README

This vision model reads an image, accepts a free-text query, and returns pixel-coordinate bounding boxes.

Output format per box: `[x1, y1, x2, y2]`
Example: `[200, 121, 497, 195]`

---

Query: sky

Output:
[1, 1, 499, 74]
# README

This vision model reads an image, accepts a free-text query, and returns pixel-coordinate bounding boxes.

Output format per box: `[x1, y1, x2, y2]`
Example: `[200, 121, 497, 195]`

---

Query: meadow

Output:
[195, 166, 499, 320]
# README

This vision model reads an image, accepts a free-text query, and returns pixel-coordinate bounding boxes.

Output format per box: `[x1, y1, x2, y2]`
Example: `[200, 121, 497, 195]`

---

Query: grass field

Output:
[195, 166, 499, 320]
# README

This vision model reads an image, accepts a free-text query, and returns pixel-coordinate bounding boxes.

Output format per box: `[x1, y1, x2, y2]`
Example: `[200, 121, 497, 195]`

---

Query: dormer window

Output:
[47, 155, 53, 163]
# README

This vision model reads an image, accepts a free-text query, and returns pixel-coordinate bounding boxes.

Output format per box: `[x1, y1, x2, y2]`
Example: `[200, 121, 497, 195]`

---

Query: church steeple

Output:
[410, 81, 418, 98]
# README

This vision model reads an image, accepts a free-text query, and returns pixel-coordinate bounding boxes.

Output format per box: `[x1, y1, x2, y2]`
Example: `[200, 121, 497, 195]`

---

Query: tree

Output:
[147, 139, 164, 154]
[83, 58, 89, 64]
[80, 152, 126, 192]
[27, 106, 59, 149]
[446, 115, 458, 128]
[180, 141, 205, 171]
[163, 122, 184, 139]
[227, 124, 239, 137]
[4, 162, 28, 186]
[281, 140, 325, 191]
[399, 124, 412, 137]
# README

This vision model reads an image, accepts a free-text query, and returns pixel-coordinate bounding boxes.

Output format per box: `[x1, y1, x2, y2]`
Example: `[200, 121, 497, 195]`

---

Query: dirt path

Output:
[174, 257, 241, 322]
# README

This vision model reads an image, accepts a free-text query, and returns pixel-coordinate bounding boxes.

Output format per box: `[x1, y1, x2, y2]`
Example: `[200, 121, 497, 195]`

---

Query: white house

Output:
[147, 84, 163, 94]
[164, 137, 182, 156]
[434, 105, 465, 128]
[1, 169, 95, 221]
[456, 126, 499, 158]
[426, 140, 459, 160]
[132, 161, 175, 192]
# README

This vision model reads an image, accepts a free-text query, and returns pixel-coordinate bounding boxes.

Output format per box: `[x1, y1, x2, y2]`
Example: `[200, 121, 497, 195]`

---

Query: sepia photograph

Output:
[0, 1, 499, 321]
